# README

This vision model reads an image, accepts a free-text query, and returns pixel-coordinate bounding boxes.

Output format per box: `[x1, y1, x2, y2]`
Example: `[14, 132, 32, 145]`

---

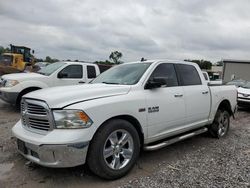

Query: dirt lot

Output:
[0, 99, 249, 188]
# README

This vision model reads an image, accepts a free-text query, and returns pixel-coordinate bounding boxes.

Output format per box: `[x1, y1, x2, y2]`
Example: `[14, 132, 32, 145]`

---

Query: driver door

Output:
[145, 63, 186, 142]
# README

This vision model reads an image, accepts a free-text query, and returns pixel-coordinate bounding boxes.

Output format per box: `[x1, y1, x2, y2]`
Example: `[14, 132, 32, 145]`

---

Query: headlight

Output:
[53, 110, 93, 129]
[4, 80, 19, 87]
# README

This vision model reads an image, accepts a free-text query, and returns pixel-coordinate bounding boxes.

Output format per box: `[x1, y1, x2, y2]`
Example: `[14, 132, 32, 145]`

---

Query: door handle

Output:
[78, 81, 85, 84]
[202, 91, 209, 94]
[174, 94, 183, 97]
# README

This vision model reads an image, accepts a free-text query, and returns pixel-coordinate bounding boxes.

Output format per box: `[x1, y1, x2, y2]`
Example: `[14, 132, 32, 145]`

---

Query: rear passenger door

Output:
[175, 64, 210, 125]
[86, 65, 97, 83]
[145, 63, 186, 141]
[56, 64, 84, 86]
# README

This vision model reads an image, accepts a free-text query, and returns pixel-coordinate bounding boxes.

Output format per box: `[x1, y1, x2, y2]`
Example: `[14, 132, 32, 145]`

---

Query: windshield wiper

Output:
[101, 82, 120, 84]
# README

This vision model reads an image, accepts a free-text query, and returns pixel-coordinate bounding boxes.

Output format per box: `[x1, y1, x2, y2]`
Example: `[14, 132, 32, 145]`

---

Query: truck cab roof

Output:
[60, 61, 97, 66]
[127, 59, 198, 66]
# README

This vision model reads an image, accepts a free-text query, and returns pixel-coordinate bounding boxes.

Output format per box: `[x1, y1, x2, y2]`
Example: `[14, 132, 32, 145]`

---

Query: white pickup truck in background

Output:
[202, 71, 223, 85]
[12, 59, 237, 179]
[0, 61, 100, 106]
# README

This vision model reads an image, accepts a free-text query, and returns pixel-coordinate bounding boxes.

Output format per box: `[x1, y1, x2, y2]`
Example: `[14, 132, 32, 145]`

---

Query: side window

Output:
[149, 63, 178, 87]
[176, 64, 201, 86]
[87, 65, 96, 79]
[59, 65, 83, 78]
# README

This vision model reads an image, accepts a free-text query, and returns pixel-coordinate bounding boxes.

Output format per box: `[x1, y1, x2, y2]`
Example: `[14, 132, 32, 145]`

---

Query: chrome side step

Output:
[144, 127, 208, 151]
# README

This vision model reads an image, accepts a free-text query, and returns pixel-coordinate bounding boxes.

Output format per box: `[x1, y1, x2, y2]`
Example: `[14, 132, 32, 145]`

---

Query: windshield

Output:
[242, 82, 250, 89]
[38, 62, 65, 76]
[0, 55, 13, 66]
[92, 63, 151, 85]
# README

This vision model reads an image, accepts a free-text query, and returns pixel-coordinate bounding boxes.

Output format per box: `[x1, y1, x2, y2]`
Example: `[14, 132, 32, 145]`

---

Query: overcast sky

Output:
[1, 0, 250, 63]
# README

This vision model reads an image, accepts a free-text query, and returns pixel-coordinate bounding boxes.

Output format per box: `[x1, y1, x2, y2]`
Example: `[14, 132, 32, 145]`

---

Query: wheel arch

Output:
[16, 87, 42, 105]
[217, 99, 233, 117]
[93, 115, 144, 148]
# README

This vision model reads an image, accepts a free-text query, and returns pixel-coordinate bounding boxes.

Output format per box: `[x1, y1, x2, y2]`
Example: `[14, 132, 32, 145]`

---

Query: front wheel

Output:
[87, 119, 140, 179]
[209, 109, 230, 138]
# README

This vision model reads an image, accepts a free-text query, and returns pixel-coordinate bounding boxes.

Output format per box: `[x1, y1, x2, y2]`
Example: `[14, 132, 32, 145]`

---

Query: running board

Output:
[144, 127, 208, 151]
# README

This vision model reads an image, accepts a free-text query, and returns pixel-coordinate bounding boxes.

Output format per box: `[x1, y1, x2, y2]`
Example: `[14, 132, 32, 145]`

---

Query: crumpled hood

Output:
[24, 84, 131, 108]
[2, 72, 45, 81]
[238, 87, 250, 95]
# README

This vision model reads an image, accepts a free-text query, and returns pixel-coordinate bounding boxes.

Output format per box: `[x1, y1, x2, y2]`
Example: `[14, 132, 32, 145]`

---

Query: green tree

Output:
[45, 56, 52, 62]
[184, 59, 212, 70]
[45, 56, 59, 63]
[109, 51, 123, 64]
[35, 58, 44, 62]
[0, 46, 10, 55]
[216, 61, 223, 66]
[94, 60, 112, 65]
[0, 46, 4, 55]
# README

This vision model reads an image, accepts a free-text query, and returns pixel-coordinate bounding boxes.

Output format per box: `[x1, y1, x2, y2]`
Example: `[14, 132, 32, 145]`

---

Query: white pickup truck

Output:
[0, 61, 100, 106]
[12, 59, 237, 179]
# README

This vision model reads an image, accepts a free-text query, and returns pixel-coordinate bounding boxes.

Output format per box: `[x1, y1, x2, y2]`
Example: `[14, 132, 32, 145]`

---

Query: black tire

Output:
[87, 119, 140, 180]
[16, 92, 28, 109]
[208, 109, 230, 138]
[16, 88, 40, 109]
[16, 94, 25, 110]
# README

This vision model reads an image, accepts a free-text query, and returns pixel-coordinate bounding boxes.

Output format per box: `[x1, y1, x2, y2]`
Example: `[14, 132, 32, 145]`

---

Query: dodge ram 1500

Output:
[12, 59, 237, 179]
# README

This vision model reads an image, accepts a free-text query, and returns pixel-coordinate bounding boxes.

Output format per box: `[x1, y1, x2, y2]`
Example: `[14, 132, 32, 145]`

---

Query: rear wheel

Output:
[87, 119, 140, 179]
[209, 109, 230, 138]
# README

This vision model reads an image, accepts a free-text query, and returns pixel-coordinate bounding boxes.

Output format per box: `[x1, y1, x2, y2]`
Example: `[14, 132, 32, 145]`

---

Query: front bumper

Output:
[12, 121, 90, 168]
[16, 138, 89, 168]
[237, 98, 250, 107]
[0, 89, 19, 104]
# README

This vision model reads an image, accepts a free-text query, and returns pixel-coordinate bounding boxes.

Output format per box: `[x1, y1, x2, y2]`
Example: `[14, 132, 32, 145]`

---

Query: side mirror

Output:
[145, 77, 167, 89]
[58, 72, 68, 78]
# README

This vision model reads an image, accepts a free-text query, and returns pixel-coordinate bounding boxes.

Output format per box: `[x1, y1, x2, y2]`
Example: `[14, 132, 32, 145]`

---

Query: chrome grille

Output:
[21, 99, 53, 133]
[28, 117, 50, 130]
[21, 101, 27, 125]
[27, 103, 47, 115]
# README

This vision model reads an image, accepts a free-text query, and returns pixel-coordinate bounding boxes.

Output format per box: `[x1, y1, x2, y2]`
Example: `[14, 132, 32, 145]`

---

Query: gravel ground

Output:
[120, 109, 250, 188]
[0, 99, 249, 188]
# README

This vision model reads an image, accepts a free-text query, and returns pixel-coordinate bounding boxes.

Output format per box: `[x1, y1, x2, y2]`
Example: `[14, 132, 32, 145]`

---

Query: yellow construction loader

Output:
[0, 45, 34, 75]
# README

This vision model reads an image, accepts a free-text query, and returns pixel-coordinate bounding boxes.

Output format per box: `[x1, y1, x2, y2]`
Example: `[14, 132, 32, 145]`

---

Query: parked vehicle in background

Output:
[237, 81, 250, 107]
[226, 79, 246, 88]
[0, 45, 35, 74]
[12, 59, 237, 179]
[202, 71, 222, 85]
[0, 61, 100, 106]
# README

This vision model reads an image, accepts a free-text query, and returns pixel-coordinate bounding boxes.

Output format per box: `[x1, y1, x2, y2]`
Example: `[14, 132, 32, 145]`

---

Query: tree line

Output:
[184, 59, 213, 70]
[1, 45, 222, 69]
[0, 46, 10, 54]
